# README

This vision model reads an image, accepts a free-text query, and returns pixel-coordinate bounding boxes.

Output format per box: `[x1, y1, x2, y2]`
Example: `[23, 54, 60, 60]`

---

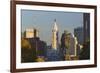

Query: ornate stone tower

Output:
[52, 19, 59, 50]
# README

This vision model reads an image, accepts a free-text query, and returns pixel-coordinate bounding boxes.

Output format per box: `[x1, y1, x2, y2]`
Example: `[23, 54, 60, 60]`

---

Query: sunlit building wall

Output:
[24, 28, 39, 38]
[52, 20, 59, 50]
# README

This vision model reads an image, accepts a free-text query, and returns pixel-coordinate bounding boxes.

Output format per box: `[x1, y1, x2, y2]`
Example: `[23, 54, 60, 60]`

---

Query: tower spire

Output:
[52, 19, 59, 50]
[54, 19, 56, 22]
[53, 19, 58, 31]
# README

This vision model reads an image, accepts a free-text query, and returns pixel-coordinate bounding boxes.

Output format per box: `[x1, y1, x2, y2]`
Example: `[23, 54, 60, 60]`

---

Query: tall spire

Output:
[53, 19, 58, 31]
[52, 19, 59, 50]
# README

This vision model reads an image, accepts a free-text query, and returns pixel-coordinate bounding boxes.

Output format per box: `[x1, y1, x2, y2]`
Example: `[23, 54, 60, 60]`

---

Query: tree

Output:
[21, 38, 36, 62]
[21, 38, 31, 49]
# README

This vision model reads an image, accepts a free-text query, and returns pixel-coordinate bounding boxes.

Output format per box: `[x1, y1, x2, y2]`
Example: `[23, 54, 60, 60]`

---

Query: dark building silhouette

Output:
[79, 13, 90, 60]
[21, 37, 47, 62]
[79, 41, 90, 60]
[74, 27, 83, 45]
[61, 30, 70, 49]
[83, 13, 90, 43]
[21, 28, 47, 62]
[27, 37, 47, 56]
[60, 30, 70, 60]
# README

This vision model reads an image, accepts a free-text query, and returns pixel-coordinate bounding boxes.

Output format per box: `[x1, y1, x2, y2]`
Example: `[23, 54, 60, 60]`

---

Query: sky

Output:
[21, 9, 84, 45]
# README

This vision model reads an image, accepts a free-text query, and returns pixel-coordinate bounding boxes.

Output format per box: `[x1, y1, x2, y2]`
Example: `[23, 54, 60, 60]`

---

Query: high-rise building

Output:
[78, 13, 90, 60]
[24, 28, 39, 38]
[68, 34, 79, 58]
[74, 36, 78, 56]
[74, 27, 83, 45]
[61, 30, 71, 58]
[61, 31, 78, 60]
[52, 19, 59, 50]
[68, 34, 76, 56]
[83, 13, 90, 43]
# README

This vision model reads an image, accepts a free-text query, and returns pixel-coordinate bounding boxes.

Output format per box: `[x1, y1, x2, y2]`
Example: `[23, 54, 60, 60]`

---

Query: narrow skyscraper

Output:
[52, 19, 59, 50]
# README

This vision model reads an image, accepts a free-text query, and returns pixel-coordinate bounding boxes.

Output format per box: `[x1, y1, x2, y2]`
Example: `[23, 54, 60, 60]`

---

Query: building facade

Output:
[74, 27, 84, 45]
[61, 31, 79, 60]
[83, 13, 90, 43]
[22, 28, 47, 62]
[24, 28, 39, 38]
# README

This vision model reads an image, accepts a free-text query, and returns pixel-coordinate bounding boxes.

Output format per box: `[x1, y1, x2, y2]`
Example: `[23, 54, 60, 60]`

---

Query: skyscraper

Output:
[68, 34, 76, 56]
[74, 27, 83, 45]
[60, 30, 71, 59]
[83, 13, 90, 43]
[52, 19, 59, 50]
[61, 31, 78, 60]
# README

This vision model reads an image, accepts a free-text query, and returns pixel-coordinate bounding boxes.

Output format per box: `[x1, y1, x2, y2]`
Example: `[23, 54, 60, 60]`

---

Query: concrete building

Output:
[68, 34, 75, 56]
[74, 37, 78, 56]
[61, 31, 79, 60]
[74, 27, 84, 45]
[22, 28, 47, 62]
[24, 28, 39, 38]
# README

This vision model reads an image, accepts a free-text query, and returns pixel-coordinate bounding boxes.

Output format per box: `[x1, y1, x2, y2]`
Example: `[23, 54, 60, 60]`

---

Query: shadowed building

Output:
[69, 34, 75, 55]
[61, 30, 70, 60]
[83, 13, 90, 43]
[61, 31, 78, 60]
[74, 27, 84, 45]
[21, 28, 47, 62]
[79, 13, 90, 60]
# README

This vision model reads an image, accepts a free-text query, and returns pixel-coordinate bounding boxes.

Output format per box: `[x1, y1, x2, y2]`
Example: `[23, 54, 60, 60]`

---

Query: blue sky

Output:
[21, 10, 83, 45]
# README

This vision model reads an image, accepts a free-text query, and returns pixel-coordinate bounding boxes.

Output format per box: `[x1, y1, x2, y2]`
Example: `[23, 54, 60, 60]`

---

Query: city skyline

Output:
[21, 9, 84, 45]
